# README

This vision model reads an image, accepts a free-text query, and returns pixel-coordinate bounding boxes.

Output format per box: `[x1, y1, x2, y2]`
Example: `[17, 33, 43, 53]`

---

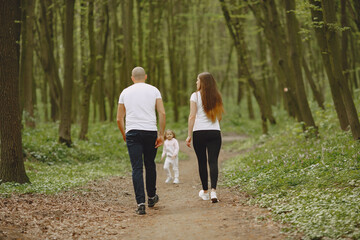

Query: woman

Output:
[186, 72, 224, 203]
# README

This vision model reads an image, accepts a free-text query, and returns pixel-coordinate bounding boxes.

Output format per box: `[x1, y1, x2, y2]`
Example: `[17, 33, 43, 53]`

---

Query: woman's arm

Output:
[186, 101, 197, 148]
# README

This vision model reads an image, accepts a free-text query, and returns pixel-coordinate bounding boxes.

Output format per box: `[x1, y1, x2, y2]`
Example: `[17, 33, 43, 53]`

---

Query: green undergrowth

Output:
[0, 123, 130, 195]
[223, 102, 360, 239]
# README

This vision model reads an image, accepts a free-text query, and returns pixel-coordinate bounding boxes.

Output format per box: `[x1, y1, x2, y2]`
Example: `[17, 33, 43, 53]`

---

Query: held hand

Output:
[186, 136, 192, 148]
[171, 155, 176, 160]
[155, 135, 164, 148]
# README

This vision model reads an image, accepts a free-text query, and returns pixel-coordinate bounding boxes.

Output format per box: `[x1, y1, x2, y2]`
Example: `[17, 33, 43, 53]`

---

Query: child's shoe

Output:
[165, 177, 173, 183]
[210, 191, 218, 203]
[173, 178, 179, 184]
[198, 190, 209, 200]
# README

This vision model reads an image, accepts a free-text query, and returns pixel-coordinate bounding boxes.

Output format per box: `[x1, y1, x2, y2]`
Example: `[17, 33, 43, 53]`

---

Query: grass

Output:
[0, 122, 130, 195]
[222, 101, 360, 239]
[1, 98, 360, 238]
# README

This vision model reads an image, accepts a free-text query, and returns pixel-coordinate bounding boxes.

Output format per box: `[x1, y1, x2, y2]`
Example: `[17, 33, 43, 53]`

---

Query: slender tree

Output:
[322, 0, 360, 140]
[248, 0, 302, 121]
[79, 0, 96, 140]
[0, 0, 30, 183]
[20, 0, 36, 128]
[309, 0, 349, 130]
[36, 0, 63, 121]
[284, 0, 317, 130]
[59, 0, 75, 146]
[220, 0, 275, 134]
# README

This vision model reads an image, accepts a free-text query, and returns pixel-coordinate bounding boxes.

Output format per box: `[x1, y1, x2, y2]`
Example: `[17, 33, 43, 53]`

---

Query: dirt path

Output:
[0, 135, 295, 240]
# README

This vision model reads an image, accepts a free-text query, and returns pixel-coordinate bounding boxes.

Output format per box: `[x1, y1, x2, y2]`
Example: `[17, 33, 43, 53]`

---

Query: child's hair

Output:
[164, 129, 176, 139]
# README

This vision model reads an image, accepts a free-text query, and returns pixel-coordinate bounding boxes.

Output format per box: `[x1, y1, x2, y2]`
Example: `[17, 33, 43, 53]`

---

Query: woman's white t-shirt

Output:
[190, 91, 220, 131]
[119, 83, 162, 133]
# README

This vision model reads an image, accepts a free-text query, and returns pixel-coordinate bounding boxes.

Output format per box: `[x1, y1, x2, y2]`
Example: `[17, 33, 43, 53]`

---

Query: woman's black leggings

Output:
[193, 130, 222, 190]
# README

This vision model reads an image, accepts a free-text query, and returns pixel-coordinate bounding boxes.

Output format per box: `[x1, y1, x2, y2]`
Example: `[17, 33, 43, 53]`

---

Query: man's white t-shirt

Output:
[190, 91, 220, 131]
[119, 83, 162, 133]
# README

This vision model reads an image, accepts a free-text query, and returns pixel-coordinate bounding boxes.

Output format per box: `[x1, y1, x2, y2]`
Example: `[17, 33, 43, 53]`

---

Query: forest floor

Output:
[0, 135, 300, 240]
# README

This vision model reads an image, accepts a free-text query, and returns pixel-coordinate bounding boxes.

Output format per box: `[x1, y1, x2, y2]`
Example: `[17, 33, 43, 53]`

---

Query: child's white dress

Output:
[161, 138, 180, 181]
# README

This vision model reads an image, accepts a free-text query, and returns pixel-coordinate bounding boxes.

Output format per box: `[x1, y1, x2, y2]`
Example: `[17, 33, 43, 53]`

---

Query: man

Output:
[117, 66, 166, 215]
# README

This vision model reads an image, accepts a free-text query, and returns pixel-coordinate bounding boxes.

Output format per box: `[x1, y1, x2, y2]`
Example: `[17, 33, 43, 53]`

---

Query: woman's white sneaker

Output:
[210, 191, 218, 203]
[199, 190, 210, 200]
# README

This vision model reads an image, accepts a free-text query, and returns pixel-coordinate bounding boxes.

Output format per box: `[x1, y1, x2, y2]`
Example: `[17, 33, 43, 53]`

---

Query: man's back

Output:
[119, 82, 161, 133]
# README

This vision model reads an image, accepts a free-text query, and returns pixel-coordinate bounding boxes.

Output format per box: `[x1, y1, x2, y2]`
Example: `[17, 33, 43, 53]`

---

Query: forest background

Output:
[1, 0, 360, 239]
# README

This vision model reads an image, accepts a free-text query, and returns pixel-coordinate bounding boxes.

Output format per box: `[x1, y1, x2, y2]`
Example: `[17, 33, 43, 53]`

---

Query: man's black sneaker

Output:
[148, 194, 159, 207]
[136, 204, 146, 215]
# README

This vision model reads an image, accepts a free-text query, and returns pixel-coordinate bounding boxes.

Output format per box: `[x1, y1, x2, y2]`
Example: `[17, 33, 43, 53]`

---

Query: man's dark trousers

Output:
[126, 130, 158, 204]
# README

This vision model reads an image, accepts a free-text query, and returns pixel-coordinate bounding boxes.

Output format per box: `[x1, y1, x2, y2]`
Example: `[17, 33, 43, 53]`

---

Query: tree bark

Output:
[0, 0, 30, 184]
[349, 33, 358, 89]
[322, 0, 360, 140]
[136, 0, 143, 66]
[96, 2, 109, 122]
[121, 0, 133, 86]
[248, 0, 302, 121]
[309, 0, 349, 130]
[166, 0, 181, 122]
[302, 57, 325, 110]
[284, 0, 317, 130]
[37, 0, 62, 121]
[79, 0, 96, 140]
[59, 0, 75, 146]
[341, 0, 350, 86]
[220, 0, 275, 134]
[20, 0, 36, 128]
[246, 84, 255, 120]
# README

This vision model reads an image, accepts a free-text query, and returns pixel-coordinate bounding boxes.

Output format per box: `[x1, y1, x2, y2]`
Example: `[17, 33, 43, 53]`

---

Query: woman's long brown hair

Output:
[198, 72, 224, 123]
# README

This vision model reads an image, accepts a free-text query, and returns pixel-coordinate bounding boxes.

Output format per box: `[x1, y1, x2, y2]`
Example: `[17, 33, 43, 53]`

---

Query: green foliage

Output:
[0, 123, 130, 195]
[223, 102, 360, 239]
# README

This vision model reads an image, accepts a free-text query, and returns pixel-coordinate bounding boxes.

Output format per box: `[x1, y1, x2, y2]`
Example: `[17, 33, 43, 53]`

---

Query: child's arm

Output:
[173, 139, 179, 158]
[161, 141, 167, 161]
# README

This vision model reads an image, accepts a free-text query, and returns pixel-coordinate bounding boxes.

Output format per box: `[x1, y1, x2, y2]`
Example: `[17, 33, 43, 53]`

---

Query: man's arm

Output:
[116, 103, 126, 142]
[155, 98, 166, 148]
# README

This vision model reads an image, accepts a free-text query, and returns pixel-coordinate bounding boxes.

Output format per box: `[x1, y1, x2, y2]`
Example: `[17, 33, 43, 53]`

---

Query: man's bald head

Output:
[132, 67, 146, 81]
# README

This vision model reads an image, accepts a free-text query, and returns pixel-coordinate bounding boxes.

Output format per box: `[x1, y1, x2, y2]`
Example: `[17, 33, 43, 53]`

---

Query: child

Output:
[161, 129, 180, 184]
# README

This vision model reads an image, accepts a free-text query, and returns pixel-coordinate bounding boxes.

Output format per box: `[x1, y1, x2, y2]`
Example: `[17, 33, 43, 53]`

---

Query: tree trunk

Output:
[121, 0, 133, 86]
[21, 0, 36, 128]
[302, 57, 325, 110]
[59, 0, 75, 146]
[107, 0, 120, 121]
[341, 0, 350, 87]
[166, 0, 180, 122]
[0, 0, 30, 184]
[147, 0, 164, 88]
[249, 0, 301, 121]
[284, 0, 317, 130]
[322, 0, 360, 140]
[79, 0, 96, 140]
[136, 0, 143, 66]
[350, 33, 358, 89]
[352, 0, 360, 31]
[246, 84, 255, 120]
[96, 2, 109, 122]
[309, 0, 349, 130]
[220, 0, 275, 134]
[37, 0, 62, 121]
